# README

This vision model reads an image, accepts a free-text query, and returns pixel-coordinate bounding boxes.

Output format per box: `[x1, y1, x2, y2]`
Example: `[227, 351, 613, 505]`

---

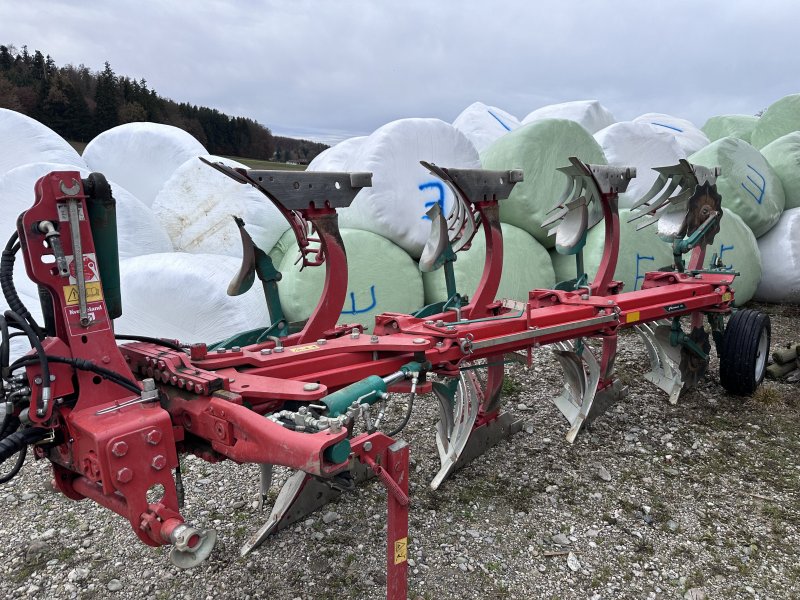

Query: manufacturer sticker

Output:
[664, 303, 686, 313]
[394, 537, 408, 565]
[289, 344, 320, 353]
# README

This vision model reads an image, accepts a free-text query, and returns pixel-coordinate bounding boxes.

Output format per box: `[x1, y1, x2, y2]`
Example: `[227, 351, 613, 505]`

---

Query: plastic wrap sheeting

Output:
[152, 155, 286, 257]
[452, 102, 520, 154]
[0, 108, 85, 175]
[481, 119, 607, 248]
[83, 122, 207, 207]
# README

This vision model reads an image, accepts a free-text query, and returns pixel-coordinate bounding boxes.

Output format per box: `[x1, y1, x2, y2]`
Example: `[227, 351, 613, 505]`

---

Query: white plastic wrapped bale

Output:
[307, 136, 367, 171]
[702, 115, 759, 144]
[331, 118, 480, 259]
[82, 122, 208, 207]
[689, 137, 785, 238]
[151, 155, 286, 257]
[452, 102, 520, 154]
[754, 208, 800, 303]
[521, 100, 615, 134]
[632, 113, 710, 155]
[750, 93, 800, 149]
[0, 162, 172, 260]
[0, 108, 85, 175]
[594, 122, 687, 209]
[277, 229, 423, 330]
[422, 223, 554, 304]
[549, 209, 675, 292]
[760, 132, 800, 210]
[480, 119, 607, 248]
[116, 253, 270, 344]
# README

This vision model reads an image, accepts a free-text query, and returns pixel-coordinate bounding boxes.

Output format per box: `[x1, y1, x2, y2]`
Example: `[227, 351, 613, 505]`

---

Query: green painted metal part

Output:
[322, 375, 387, 417]
[84, 173, 122, 320]
[209, 219, 290, 350]
[323, 439, 352, 464]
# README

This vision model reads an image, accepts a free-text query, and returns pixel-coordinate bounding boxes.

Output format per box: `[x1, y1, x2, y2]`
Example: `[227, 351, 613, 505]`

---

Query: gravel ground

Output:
[0, 303, 798, 600]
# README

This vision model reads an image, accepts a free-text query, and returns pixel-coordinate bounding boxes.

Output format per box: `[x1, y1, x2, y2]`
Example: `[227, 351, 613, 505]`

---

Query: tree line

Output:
[0, 44, 328, 162]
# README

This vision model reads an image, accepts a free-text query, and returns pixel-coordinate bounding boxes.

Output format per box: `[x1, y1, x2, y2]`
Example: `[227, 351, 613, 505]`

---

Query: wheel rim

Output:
[754, 327, 769, 382]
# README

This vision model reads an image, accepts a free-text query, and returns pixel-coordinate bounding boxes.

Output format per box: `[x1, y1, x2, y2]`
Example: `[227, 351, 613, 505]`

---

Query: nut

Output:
[151, 455, 167, 471]
[111, 441, 128, 457]
[145, 429, 162, 445]
[116, 468, 133, 483]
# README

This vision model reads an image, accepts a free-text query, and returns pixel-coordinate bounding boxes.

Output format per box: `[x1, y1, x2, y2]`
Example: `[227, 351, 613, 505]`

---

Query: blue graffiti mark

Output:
[419, 181, 446, 220]
[741, 164, 766, 205]
[341, 285, 377, 315]
[719, 243, 735, 269]
[487, 109, 512, 131]
[650, 121, 684, 132]
[634, 253, 655, 291]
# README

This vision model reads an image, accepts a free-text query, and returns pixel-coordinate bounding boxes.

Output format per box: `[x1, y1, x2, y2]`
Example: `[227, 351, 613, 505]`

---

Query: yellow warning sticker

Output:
[626, 311, 640, 324]
[721, 292, 732, 302]
[289, 344, 320, 353]
[63, 282, 104, 306]
[394, 537, 408, 565]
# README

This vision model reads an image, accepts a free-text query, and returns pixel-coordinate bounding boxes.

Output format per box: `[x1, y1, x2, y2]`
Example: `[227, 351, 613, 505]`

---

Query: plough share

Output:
[0, 156, 769, 599]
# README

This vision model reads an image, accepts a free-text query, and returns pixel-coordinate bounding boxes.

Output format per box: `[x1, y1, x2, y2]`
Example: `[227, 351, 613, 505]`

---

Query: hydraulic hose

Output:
[4, 311, 50, 417]
[11, 354, 141, 395]
[0, 232, 43, 338]
[0, 426, 48, 464]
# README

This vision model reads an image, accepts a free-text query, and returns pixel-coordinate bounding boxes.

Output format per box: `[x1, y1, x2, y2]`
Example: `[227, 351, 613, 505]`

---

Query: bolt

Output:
[412, 338, 426, 345]
[316, 339, 327, 346]
[260, 348, 272, 355]
[363, 441, 373, 452]
[303, 383, 320, 391]
[34, 376, 42, 385]
[151, 455, 167, 471]
[145, 429, 162, 445]
[116, 468, 133, 483]
[370, 335, 379, 344]
[581, 294, 590, 300]
[273, 347, 284, 353]
[232, 346, 241, 352]
[435, 341, 444, 348]
[111, 441, 128, 457]
[446, 326, 456, 332]
[424, 320, 434, 325]
[351, 328, 360, 339]
[217, 347, 226, 353]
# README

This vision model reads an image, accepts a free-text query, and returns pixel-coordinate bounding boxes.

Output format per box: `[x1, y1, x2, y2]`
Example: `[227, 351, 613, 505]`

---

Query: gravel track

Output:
[0, 303, 798, 600]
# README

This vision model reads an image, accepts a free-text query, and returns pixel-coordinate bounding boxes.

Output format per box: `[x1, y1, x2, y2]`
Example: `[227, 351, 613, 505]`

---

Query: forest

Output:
[0, 44, 328, 162]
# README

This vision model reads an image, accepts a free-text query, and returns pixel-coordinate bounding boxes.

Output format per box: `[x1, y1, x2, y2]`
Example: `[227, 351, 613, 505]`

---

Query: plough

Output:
[0, 155, 770, 599]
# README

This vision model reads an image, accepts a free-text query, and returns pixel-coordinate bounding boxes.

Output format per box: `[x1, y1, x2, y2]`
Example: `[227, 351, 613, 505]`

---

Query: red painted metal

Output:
[351, 433, 409, 600]
[10, 167, 736, 599]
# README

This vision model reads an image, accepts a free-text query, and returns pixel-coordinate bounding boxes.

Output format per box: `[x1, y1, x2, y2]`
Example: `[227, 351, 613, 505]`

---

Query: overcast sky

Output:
[2, 0, 798, 144]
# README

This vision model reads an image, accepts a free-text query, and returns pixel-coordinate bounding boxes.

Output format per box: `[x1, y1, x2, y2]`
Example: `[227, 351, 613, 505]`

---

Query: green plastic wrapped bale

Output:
[702, 115, 759, 144]
[751, 94, 800, 149]
[549, 209, 674, 292]
[480, 119, 607, 248]
[422, 223, 555, 304]
[278, 228, 424, 330]
[707, 210, 761, 305]
[689, 137, 785, 237]
[267, 228, 297, 268]
[760, 132, 800, 210]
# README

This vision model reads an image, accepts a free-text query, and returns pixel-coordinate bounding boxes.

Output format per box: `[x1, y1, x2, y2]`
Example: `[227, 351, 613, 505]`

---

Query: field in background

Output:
[68, 141, 307, 171]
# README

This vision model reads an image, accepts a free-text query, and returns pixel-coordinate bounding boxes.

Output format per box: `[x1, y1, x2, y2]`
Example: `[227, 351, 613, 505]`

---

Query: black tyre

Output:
[719, 309, 771, 395]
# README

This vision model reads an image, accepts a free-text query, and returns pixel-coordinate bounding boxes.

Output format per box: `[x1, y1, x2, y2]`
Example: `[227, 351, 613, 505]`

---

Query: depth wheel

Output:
[719, 309, 770, 395]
